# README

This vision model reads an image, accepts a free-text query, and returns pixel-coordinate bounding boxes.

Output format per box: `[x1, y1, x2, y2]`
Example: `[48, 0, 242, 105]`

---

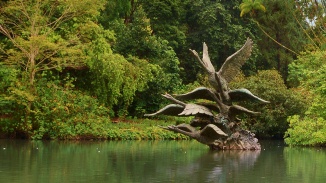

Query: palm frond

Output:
[240, 8, 252, 17]
[253, 2, 266, 12]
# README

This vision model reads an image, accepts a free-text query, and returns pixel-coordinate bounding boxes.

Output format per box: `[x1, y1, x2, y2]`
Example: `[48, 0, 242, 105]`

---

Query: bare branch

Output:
[0, 25, 30, 57]
[35, 50, 59, 67]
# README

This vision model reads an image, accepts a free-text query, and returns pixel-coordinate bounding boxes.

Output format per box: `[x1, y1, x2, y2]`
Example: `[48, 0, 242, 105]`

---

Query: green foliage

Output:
[31, 74, 112, 140]
[141, 0, 187, 52]
[230, 70, 307, 138]
[183, 0, 260, 82]
[240, 0, 266, 17]
[284, 115, 326, 146]
[0, 64, 18, 113]
[100, 0, 132, 22]
[78, 21, 155, 116]
[295, 1, 326, 50]
[285, 51, 326, 146]
[0, 64, 26, 135]
[0, 0, 107, 131]
[251, 0, 307, 79]
[106, 5, 182, 116]
[0, 0, 103, 73]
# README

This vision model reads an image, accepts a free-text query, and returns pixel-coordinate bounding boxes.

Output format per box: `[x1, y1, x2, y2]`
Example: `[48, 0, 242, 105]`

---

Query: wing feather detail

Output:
[174, 87, 219, 102]
[179, 104, 213, 116]
[200, 124, 228, 138]
[202, 42, 216, 74]
[229, 88, 270, 103]
[219, 38, 253, 83]
[144, 104, 184, 117]
[229, 105, 260, 116]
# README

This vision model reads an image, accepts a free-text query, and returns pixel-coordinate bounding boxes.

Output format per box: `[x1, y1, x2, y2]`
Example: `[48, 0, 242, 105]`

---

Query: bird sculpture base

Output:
[209, 130, 261, 150]
[161, 123, 261, 151]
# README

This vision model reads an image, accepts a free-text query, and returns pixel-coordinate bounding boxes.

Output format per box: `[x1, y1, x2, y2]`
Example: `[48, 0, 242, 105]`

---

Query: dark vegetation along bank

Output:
[0, 0, 325, 146]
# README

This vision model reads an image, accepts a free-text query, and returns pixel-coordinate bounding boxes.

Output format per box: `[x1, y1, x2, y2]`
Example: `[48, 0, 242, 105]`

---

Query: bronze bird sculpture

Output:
[161, 123, 228, 147]
[144, 38, 268, 150]
[188, 38, 268, 105]
[144, 93, 214, 117]
[144, 93, 260, 125]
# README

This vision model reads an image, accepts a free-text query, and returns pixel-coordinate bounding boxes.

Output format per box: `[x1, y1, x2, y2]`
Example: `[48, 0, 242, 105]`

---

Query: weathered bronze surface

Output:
[145, 38, 269, 150]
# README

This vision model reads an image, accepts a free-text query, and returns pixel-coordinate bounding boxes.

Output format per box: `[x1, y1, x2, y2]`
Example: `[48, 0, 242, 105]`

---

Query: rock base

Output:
[209, 130, 261, 150]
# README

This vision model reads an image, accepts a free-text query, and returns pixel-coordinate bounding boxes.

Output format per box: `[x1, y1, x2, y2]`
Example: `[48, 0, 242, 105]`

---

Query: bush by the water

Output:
[0, 75, 188, 140]
[284, 51, 326, 146]
[230, 70, 307, 138]
[284, 115, 326, 146]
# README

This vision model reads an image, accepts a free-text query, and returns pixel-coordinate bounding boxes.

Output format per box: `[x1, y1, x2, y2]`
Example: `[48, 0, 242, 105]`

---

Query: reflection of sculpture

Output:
[145, 38, 269, 150]
[181, 150, 261, 182]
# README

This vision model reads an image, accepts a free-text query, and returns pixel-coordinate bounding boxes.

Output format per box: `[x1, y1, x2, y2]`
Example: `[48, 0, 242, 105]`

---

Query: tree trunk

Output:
[23, 56, 37, 138]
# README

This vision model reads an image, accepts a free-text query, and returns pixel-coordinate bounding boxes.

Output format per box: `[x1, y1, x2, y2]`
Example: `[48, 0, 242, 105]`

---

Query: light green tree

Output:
[285, 50, 326, 146]
[0, 0, 106, 134]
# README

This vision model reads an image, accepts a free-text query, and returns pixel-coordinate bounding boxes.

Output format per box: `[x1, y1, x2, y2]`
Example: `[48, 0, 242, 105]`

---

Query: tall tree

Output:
[141, 0, 187, 53]
[241, 0, 308, 80]
[0, 0, 106, 133]
[99, 2, 182, 116]
[295, 0, 326, 50]
[181, 0, 259, 83]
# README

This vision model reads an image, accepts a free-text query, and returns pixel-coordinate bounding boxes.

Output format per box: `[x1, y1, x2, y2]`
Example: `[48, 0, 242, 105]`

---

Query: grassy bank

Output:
[105, 118, 190, 141]
[0, 117, 190, 140]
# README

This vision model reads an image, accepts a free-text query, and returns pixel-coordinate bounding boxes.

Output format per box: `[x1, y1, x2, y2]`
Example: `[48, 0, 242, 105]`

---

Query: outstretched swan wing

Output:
[229, 88, 270, 103]
[174, 87, 219, 102]
[218, 38, 253, 83]
[144, 104, 184, 117]
[200, 124, 228, 138]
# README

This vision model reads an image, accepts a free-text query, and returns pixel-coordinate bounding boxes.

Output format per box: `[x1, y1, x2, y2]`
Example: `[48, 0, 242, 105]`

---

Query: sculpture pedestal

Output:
[209, 130, 261, 150]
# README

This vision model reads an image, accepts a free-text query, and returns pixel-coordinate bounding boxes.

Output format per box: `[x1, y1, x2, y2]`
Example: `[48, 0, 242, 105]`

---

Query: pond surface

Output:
[0, 139, 325, 183]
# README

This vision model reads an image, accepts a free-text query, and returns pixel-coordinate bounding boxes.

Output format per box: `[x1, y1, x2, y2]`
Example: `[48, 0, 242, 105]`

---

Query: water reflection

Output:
[0, 140, 325, 183]
[284, 147, 326, 183]
[176, 150, 261, 183]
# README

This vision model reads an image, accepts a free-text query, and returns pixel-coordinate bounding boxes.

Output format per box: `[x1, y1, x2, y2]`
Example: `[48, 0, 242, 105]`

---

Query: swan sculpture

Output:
[145, 38, 268, 150]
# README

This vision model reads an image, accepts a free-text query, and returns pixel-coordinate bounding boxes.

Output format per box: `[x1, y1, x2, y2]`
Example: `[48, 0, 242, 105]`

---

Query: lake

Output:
[0, 140, 325, 183]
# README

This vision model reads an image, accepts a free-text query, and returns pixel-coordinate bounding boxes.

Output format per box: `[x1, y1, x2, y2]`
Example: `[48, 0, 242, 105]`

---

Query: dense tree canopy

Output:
[0, 0, 107, 136]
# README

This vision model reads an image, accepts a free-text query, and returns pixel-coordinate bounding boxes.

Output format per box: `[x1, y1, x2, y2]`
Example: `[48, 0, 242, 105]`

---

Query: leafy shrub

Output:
[285, 115, 326, 146]
[0, 64, 30, 137]
[105, 120, 190, 140]
[284, 51, 326, 146]
[230, 70, 307, 138]
[32, 75, 112, 140]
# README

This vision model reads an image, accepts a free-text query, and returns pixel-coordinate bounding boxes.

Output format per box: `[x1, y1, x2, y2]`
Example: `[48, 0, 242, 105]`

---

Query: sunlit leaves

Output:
[288, 51, 326, 109]
[79, 20, 156, 117]
[0, 0, 108, 137]
[285, 50, 326, 146]
[0, 0, 107, 80]
[239, 0, 266, 17]
[285, 115, 326, 146]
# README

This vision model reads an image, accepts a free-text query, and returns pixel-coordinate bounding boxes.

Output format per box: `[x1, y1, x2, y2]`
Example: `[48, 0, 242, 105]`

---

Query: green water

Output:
[0, 140, 325, 183]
